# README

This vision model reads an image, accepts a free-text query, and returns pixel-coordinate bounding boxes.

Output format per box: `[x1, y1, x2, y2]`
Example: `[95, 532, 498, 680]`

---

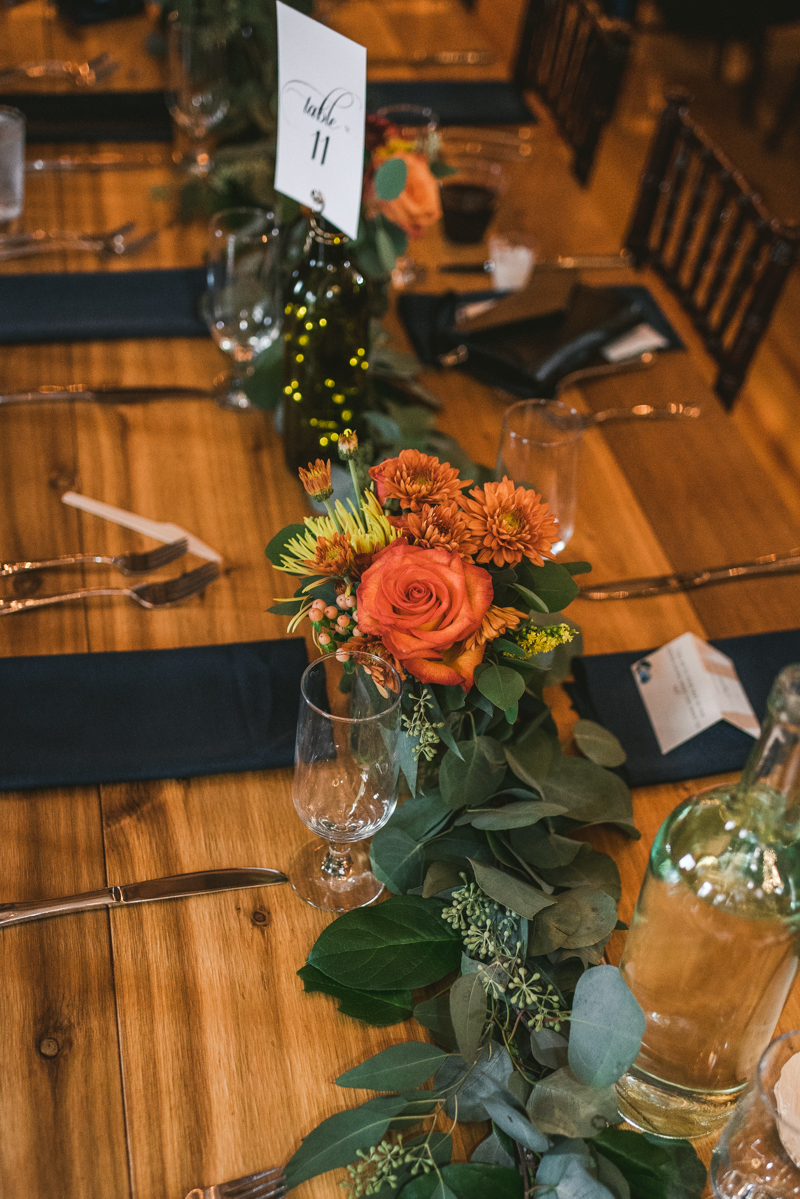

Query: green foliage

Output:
[518, 560, 579, 611]
[448, 972, 489, 1064]
[307, 895, 461, 990]
[296, 965, 413, 1026]
[265, 524, 307, 567]
[574, 720, 627, 768]
[591, 1130, 707, 1199]
[469, 859, 555, 920]
[284, 1093, 410, 1189]
[399, 1164, 523, 1199]
[473, 662, 526, 712]
[527, 1069, 620, 1138]
[336, 1042, 450, 1091]
[568, 966, 646, 1088]
[439, 738, 506, 809]
[370, 827, 427, 894]
[374, 157, 408, 200]
[243, 335, 283, 408]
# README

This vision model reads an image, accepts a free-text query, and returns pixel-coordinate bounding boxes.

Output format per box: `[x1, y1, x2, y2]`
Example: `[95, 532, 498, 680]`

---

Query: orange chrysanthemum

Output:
[345, 635, 407, 684]
[464, 604, 524, 652]
[369, 450, 471, 512]
[396, 501, 481, 558]
[463, 477, 558, 568]
[304, 532, 354, 577]
[298, 459, 333, 501]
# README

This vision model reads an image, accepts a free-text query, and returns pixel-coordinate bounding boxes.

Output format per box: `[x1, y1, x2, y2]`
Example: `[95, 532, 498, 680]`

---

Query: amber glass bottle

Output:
[281, 217, 370, 473]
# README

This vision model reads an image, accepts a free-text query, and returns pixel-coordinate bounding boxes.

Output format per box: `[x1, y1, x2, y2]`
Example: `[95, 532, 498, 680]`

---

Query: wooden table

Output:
[2, 7, 800, 1198]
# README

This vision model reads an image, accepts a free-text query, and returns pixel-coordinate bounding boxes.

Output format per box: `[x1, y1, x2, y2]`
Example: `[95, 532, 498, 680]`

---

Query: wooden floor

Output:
[575, 6, 800, 525]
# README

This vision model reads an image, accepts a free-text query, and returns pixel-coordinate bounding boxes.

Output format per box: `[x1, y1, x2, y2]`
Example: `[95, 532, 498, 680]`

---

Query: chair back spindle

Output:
[514, 0, 632, 185]
[625, 89, 799, 408]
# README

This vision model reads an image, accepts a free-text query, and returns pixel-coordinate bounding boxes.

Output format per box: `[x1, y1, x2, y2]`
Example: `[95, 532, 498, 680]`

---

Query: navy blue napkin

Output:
[0, 639, 308, 791]
[0, 266, 208, 344]
[367, 81, 534, 126]
[566, 629, 800, 787]
[0, 91, 172, 143]
[397, 284, 683, 398]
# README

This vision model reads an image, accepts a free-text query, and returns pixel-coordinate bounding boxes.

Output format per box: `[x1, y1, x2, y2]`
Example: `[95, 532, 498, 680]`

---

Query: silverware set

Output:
[0, 539, 220, 614]
[184, 1166, 286, 1199]
[0, 222, 159, 262]
[0, 51, 119, 87]
[578, 548, 800, 599]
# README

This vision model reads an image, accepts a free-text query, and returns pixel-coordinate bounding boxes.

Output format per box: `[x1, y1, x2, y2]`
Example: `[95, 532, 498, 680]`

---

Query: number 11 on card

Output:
[311, 131, 330, 164]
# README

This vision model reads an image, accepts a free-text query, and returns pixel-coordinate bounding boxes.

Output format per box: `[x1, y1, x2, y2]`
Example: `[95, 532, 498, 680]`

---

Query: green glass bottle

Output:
[616, 664, 800, 1139]
[281, 216, 370, 473]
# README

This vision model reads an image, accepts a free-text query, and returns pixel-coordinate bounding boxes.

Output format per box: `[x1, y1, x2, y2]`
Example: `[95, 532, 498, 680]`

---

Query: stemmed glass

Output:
[166, 12, 229, 176]
[712, 1029, 800, 1197]
[290, 650, 403, 912]
[204, 207, 282, 411]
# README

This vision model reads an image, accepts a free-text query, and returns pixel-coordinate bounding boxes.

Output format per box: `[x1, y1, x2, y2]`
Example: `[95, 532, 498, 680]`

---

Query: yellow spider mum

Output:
[278, 491, 402, 577]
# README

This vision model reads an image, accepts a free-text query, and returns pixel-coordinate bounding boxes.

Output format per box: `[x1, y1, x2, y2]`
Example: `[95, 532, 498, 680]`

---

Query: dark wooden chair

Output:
[624, 90, 799, 408]
[513, 0, 633, 186]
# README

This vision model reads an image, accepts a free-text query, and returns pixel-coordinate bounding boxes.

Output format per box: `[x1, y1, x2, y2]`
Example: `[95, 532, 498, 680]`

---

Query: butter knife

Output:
[0, 386, 214, 405]
[579, 549, 800, 600]
[0, 867, 287, 927]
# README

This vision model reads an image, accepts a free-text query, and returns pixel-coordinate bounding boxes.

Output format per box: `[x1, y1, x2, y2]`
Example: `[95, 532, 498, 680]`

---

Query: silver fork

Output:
[0, 537, 188, 579]
[0, 224, 159, 262]
[0, 561, 220, 615]
[184, 1166, 287, 1199]
[0, 52, 119, 86]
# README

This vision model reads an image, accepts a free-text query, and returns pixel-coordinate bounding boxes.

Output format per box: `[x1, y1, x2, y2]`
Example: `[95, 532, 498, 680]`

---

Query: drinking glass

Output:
[496, 398, 583, 554]
[375, 103, 439, 156]
[204, 207, 282, 411]
[290, 650, 402, 912]
[712, 1030, 800, 1197]
[440, 157, 506, 244]
[166, 12, 229, 175]
[0, 107, 25, 224]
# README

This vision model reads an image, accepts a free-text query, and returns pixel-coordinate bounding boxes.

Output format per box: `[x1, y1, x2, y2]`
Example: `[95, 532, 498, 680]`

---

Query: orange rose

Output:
[356, 540, 493, 689]
[374, 153, 442, 238]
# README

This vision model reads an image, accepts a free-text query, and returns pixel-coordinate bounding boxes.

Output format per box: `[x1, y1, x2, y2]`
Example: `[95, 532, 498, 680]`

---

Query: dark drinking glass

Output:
[440, 158, 505, 244]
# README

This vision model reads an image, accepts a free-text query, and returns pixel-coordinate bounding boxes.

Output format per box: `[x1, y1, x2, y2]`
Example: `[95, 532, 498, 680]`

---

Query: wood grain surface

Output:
[1, 4, 800, 1198]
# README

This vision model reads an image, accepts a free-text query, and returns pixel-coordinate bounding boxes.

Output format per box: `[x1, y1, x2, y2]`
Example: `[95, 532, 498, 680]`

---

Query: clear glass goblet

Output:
[166, 12, 229, 176]
[204, 207, 282, 411]
[290, 649, 402, 912]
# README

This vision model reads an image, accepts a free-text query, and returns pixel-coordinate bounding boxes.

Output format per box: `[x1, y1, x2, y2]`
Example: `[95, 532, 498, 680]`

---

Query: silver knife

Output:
[579, 549, 800, 600]
[0, 867, 287, 927]
[0, 386, 214, 405]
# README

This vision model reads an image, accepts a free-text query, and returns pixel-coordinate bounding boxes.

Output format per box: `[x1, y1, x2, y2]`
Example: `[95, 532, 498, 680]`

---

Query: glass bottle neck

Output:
[736, 665, 800, 819]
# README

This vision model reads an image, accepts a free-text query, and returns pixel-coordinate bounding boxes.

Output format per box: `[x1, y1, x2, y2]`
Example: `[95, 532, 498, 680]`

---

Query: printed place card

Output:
[274, 0, 366, 239]
[631, 631, 760, 754]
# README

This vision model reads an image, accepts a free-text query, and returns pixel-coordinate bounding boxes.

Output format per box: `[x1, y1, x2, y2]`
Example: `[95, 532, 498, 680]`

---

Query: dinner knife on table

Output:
[0, 385, 215, 405]
[0, 867, 287, 927]
[578, 549, 800, 599]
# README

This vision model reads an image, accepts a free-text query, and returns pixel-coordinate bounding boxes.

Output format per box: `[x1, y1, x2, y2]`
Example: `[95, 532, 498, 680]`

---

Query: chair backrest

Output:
[625, 89, 799, 408]
[514, 0, 632, 185]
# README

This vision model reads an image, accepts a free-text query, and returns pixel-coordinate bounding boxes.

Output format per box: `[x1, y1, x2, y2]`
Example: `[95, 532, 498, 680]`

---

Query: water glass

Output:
[440, 157, 506, 244]
[290, 650, 402, 912]
[204, 207, 282, 411]
[712, 1030, 800, 1197]
[375, 103, 439, 156]
[496, 398, 583, 554]
[166, 13, 229, 175]
[0, 107, 25, 224]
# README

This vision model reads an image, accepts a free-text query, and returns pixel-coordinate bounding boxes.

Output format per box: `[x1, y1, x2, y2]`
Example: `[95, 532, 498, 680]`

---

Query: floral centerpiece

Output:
[267, 437, 707, 1199]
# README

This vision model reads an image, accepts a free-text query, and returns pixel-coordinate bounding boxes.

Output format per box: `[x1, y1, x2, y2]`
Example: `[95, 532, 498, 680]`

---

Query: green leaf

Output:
[439, 737, 507, 810]
[471, 800, 566, 830]
[528, 887, 619, 955]
[536, 756, 637, 835]
[573, 720, 627, 768]
[307, 895, 461, 990]
[243, 335, 283, 409]
[591, 1129, 707, 1199]
[535, 1142, 612, 1199]
[470, 1132, 515, 1168]
[400, 1164, 523, 1199]
[518, 560, 579, 612]
[391, 790, 452, 840]
[474, 663, 526, 710]
[397, 726, 420, 797]
[509, 824, 583, 869]
[512, 582, 549, 613]
[483, 1095, 549, 1153]
[423, 860, 464, 898]
[563, 561, 592, 575]
[370, 827, 426, 894]
[413, 993, 457, 1050]
[527, 1067, 620, 1139]
[425, 824, 494, 865]
[283, 1093, 409, 1188]
[429, 159, 459, 178]
[537, 845, 622, 901]
[435, 1046, 514, 1121]
[336, 1041, 449, 1090]
[568, 966, 646, 1088]
[449, 972, 489, 1064]
[505, 729, 561, 788]
[374, 156, 408, 200]
[296, 964, 413, 1026]
[265, 523, 308, 567]
[470, 858, 555, 920]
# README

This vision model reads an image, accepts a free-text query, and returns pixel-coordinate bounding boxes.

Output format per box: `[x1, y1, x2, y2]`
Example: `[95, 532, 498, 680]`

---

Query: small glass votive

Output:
[0, 107, 25, 224]
[712, 1030, 800, 1198]
[488, 234, 537, 290]
[496, 398, 583, 554]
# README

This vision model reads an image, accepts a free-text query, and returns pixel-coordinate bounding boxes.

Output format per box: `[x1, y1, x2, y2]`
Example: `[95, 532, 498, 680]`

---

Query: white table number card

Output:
[631, 631, 760, 754]
[274, 0, 366, 239]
